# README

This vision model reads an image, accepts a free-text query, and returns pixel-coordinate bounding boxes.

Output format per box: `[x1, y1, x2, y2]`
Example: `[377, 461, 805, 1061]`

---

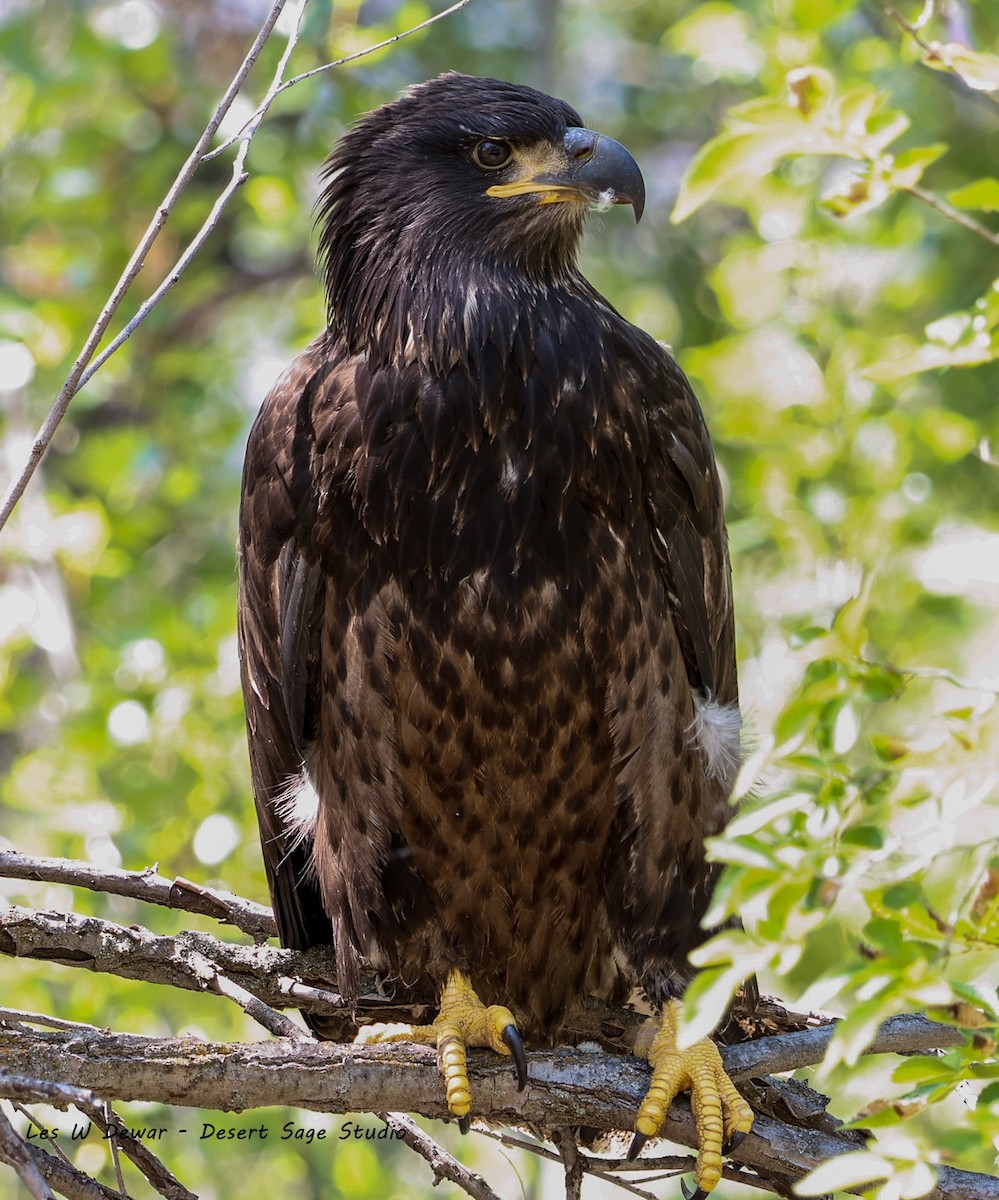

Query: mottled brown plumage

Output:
[238, 74, 740, 1046]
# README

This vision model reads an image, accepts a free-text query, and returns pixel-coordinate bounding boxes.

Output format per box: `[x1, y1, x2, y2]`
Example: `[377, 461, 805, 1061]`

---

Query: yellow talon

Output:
[631, 1000, 754, 1195]
[354, 970, 527, 1122]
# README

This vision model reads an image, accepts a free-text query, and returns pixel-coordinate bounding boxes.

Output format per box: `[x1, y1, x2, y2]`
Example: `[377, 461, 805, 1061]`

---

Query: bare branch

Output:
[0, 1077, 99, 1110]
[77, 1100, 197, 1200]
[0, 0, 479, 535]
[0, 0, 290, 534]
[553, 1127, 585, 1200]
[276, 0, 474, 91]
[0, 904, 343, 1017]
[0, 1108, 55, 1200]
[0, 851, 276, 940]
[0, 1026, 995, 1199]
[723, 1011, 965, 1080]
[376, 1113, 502, 1200]
[186, 947, 312, 1040]
[0, 1123, 123, 1200]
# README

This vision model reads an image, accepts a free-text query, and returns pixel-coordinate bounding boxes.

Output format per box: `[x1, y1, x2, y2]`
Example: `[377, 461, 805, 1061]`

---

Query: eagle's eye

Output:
[473, 140, 513, 169]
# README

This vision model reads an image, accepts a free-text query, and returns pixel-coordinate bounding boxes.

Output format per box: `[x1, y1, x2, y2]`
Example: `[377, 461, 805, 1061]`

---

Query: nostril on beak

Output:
[563, 127, 598, 164]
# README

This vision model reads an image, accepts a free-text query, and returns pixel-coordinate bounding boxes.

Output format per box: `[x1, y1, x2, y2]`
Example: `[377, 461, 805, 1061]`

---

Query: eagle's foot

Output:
[628, 1000, 753, 1195]
[354, 970, 527, 1120]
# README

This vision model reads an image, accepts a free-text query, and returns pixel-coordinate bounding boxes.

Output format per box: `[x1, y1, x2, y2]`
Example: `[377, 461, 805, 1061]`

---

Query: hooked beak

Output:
[486, 126, 646, 222]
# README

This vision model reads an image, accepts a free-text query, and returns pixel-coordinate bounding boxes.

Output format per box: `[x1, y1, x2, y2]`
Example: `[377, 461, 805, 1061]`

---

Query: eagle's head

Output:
[317, 73, 645, 357]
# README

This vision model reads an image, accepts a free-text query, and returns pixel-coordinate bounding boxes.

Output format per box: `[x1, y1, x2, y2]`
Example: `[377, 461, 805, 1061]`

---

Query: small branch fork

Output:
[0, 0, 473, 537]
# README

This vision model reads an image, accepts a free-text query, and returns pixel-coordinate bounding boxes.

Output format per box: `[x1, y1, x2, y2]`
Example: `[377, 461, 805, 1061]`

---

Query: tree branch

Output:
[0, 904, 346, 1018]
[77, 1099, 197, 1200]
[0, 1108, 55, 1200]
[723, 1011, 964, 1080]
[0, 0, 478, 535]
[376, 1113, 502, 1200]
[0, 0, 290, 535]
[0, 1026, 994, 1200]
[0, 850, 276, 940]
[0, 1123, 123, 1200]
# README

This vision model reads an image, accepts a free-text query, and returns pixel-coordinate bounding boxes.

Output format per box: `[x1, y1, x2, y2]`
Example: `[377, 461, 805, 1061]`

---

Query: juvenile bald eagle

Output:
[238, 73, 753, 1195]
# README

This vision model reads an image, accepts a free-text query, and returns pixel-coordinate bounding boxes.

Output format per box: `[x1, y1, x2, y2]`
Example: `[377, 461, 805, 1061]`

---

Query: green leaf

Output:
[882, 882, 922, 910]
[843, 824, 885, 849]
[893, 1055, 955, 1085]
[946, 177, 999, 212]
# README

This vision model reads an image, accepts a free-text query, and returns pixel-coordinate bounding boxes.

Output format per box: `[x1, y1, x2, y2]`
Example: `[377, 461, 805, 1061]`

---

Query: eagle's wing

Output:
[601, 329, 738, 997]
[237, 346, 329, 954]
[646, 351, 736, 709]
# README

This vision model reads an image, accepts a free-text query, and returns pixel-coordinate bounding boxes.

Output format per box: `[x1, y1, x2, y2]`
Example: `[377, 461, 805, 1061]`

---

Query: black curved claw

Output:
[679, 1180, 708, 1200]
[626, 1131, 648, 1162]
[458, 1114, 471, 1135]
[501, 1024, 528, 1091]
[724, 1129, 746, 1155]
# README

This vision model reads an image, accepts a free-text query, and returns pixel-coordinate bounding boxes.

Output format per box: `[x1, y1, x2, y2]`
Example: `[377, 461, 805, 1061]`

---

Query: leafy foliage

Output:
[2, 1, 998, 1197]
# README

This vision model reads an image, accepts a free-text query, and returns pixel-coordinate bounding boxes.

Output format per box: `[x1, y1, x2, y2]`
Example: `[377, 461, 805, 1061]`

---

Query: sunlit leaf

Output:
[795, 1150, 890, 1194]
[923, 42, 999, 92]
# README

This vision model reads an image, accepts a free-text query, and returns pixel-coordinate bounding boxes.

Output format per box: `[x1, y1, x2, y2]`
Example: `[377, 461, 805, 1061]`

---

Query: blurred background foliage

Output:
[1, 0, 998, 1197]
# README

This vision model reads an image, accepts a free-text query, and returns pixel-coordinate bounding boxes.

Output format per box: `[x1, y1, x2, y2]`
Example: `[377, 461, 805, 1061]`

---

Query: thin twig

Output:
[906, 183, 999, 247]
[553, 1128, 585, 1200]
[0, 850, 277, 940]
[11, 1104, 76, 1170]
[204, 0, 475, 162]
[0, 1010, 109, 1035]
[0, 0, 290, 535]
[79, 1100, 196, 1200]
[0, 1108, 56, 1200]
[201, 0, 311, 163]
[376, 1112, 502, 1200]
[103, 1101, 127, 1198]
[0, 1127, 123, 1200]
[74, 139, 253, 395]
[189, 949, 312, 1040]
[884, 2, 999, 111]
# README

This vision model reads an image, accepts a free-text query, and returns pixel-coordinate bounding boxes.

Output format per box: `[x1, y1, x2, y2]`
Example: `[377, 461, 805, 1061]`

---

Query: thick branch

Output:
[0, 851, 276, 940]
[0, 1027, 994, 1200]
